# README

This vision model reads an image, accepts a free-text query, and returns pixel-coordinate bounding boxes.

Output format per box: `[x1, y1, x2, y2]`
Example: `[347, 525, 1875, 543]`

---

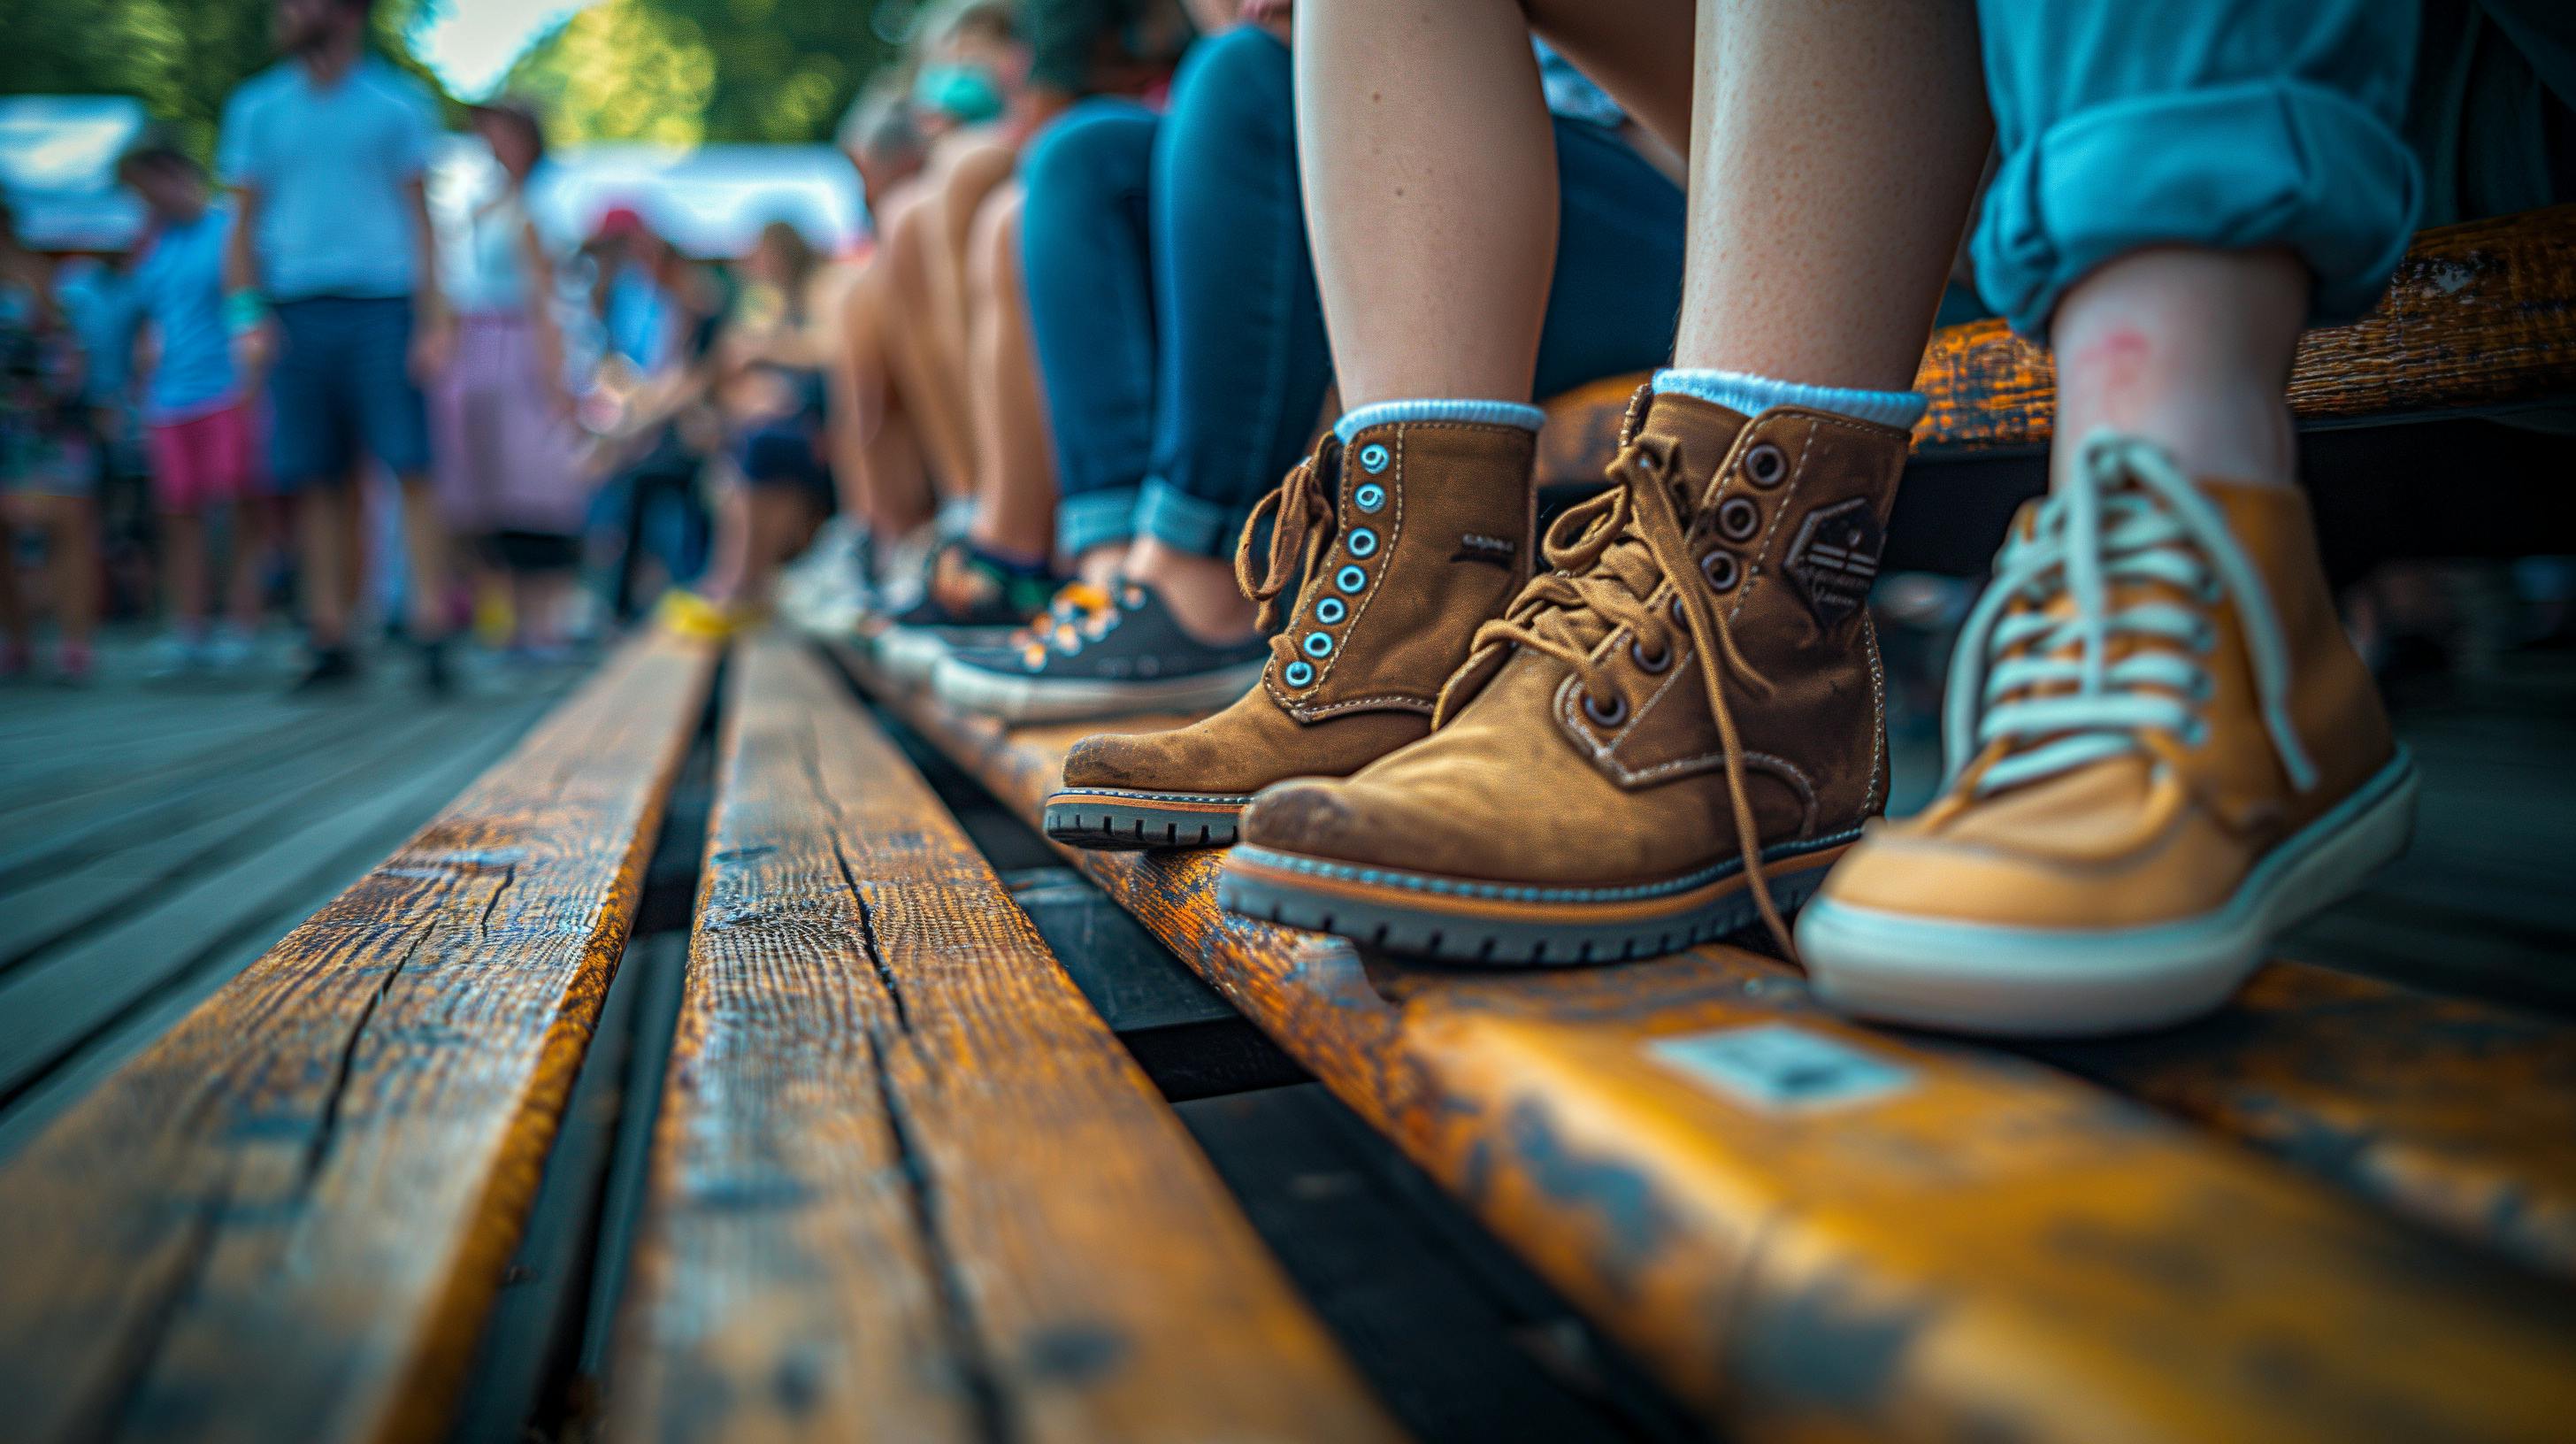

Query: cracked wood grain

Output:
[612, 636, 1394, 1444]
[0, 634, 716, 1444]
[843, 647, 2576, 1441]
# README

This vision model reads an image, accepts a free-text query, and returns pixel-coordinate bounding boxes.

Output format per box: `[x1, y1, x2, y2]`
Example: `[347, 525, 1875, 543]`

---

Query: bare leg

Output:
[879, 194, 980, 497]
[962, 185, 1057, 565]
[299, 487, 350, 648]
[395, 476, 450, 640]
[2050, 246, 2306, 491]
[1673, 0, 1989, 388]
[45, 495, 101, 658]
[1123, 537, 1259, 643]
[162, 509, 209, 634]
[337, 474, 367, 626]
[1294, 0, 1560, 407]
[836, 253, 939, 537]
[740, 487, 811, 610]
[699, 475, 750, 604]
[221, 500, 271, 633]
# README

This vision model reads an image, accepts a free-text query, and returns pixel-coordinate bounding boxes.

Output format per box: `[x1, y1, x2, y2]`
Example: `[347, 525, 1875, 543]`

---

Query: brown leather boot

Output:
[1800, 434, 2415, 1036]
[1217, 390, 1910, 962]
[1043, 417, 1538, 849]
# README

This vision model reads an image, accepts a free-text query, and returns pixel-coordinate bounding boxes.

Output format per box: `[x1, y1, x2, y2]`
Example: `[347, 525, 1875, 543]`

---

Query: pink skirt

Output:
[430, 311, 587, 538]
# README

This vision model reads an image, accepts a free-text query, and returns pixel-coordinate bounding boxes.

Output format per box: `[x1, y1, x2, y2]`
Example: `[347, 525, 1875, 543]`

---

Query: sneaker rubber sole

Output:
[1798, 749, 2419, 1037]
[933, 656, 1269, 724]
[1215, 833, 1859, 965]
[1042, 787, 1255, 850]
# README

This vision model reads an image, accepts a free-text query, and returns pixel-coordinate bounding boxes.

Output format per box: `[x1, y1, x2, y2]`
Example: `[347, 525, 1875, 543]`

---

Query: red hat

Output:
[592, 205, 648, 242]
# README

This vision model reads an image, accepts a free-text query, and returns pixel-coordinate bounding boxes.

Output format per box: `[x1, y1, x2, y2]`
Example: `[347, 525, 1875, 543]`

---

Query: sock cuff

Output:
[1652, 368, 1927, 431]
[1333, 397, 1547, 444]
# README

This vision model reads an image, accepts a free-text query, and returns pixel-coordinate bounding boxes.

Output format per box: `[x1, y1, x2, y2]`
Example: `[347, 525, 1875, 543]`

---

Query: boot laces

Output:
[1231, 445, 1340, 671]
[1456, 437, 1798, 959]
[1945, 431, 2318, 798]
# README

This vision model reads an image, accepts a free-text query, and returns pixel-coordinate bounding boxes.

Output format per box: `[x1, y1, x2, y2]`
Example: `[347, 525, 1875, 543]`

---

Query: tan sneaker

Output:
[1799, 433, 2417, 1036]
[1043, 416, 1537, 849]
[1216, 391, 1911, 962]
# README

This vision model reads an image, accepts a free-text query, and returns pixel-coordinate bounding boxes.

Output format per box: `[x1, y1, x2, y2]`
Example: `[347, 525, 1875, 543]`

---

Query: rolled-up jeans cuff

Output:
[1058, 486, 1140, 558]
[1136, 478, 1252, 560]
[1974, 80, 2422, 336]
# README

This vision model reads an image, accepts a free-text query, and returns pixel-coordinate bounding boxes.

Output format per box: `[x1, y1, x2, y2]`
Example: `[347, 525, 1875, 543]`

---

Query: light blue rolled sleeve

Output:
[1973, 0, 2425, 337]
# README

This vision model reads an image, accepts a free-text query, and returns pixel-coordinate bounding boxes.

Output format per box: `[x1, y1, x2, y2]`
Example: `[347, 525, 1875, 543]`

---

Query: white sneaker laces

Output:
[1944, 432, 2318, 798]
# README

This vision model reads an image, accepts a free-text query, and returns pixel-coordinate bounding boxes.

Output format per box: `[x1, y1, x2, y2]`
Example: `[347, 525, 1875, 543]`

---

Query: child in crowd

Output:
[433, 98, 590, 660]
[116, 136, 268, 672]
[0, 198, 103, 684]
[1050, 0, 2429, 1039]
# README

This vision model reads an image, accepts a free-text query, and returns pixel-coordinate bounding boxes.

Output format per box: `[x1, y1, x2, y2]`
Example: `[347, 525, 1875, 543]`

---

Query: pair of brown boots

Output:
[1044, 390, 1899, 961]
[1043, 389, 2410, 1037]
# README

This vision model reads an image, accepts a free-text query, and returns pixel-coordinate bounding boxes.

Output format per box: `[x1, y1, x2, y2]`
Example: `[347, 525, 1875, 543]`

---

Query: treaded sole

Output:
[1216, 843, 1847, 965]
[1042, 792, 1247, 851]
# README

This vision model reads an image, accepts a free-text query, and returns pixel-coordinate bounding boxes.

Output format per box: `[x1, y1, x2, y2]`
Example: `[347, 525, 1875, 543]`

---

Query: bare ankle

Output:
[1126, 538, 1257, 645]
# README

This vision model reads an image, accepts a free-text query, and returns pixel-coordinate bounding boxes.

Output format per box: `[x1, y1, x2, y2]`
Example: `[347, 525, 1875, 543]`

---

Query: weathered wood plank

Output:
[613, 636, 1392, 1443]
[0, 634, 715, 1444]
[1536, 205, 2576, 472]
[844, 660, 2576, 1440]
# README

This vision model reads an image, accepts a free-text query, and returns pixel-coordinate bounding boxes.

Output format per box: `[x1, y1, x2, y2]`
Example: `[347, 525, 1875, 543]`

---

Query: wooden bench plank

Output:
[843, 665, 2576, 1439]
[0, 634, 714, 1444]
[612, 637, 1394, 1442]
[1537, 204, 2576, 481]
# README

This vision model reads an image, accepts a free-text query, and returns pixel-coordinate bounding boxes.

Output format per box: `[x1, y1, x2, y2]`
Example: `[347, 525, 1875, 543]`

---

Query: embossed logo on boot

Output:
[1783, 499, 1884, 625]
[1452, 533, 1518, 569]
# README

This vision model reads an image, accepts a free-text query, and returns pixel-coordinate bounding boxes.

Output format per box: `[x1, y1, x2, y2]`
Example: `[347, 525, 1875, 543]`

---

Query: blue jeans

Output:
[1974, 0, 2422, 336]
[1022, 27, 1687, 561]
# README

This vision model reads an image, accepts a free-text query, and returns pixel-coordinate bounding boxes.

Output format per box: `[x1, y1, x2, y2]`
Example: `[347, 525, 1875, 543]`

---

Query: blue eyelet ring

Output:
[1315, 596, 1348, 625]
[1353, 482, 1385, 513]
[1336, 565, 1368, 594]
[1358, 442, 1391, 473]
[1302, 632, 1335, 659]
[1284, 660, 1315, 687]
[1346, 527, 1380, 559]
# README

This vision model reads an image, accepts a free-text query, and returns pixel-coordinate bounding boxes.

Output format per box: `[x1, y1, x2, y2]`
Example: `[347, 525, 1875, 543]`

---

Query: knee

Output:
[1169, 25, 1292, 132]
[1023, 104, 1154, 208]
[967, 185, 1027, 302]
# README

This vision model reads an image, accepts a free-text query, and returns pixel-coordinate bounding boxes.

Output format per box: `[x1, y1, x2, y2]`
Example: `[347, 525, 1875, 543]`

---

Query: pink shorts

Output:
[146, 403, 257, 512]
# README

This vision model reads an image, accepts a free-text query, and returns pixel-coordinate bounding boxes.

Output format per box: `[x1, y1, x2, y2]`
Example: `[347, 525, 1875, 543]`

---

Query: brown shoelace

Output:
[1445, 439, 1798, 959]
[1232, 446, 1341, 669]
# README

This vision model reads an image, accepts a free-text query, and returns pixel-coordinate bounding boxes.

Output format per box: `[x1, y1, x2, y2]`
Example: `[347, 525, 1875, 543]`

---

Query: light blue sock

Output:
[1333, 397, 1546, 445]
[1652, 368, 1925, 431]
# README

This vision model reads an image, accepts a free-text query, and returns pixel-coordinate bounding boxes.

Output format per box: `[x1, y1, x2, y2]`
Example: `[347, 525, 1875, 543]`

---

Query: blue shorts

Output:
[267, 296, 433, 488]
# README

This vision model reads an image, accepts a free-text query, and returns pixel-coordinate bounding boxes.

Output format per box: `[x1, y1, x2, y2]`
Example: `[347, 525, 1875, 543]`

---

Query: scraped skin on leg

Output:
[962, 184, 1058, 565]
[1294, 0, 1560, 408]
[1670, 0, 1990, 390]
[2049, 245, 2308, 492]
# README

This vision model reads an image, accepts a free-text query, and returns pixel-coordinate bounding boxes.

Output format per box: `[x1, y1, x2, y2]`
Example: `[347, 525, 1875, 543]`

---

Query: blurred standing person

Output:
[115, 135, 269, 672]
[0, 199, 103, 683]
[220, 0, 456, 694]
[431, 99, 588, 660]
[584, 207, 721, 621]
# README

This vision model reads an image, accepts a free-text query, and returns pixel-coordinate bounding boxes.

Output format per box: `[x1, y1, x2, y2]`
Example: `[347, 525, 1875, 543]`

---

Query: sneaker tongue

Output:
[1629, 390, 1752, 517]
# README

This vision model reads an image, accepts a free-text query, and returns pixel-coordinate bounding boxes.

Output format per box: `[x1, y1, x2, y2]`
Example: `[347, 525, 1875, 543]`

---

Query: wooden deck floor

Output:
[0, 634, 578, 1158]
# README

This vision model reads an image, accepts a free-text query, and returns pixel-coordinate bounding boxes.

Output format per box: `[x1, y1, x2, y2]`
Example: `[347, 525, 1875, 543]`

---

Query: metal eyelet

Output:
[1302, 632, 1335, 658]
[1630, 638, 1671, 674]
[1346, 527, 1380, 559]
[1353, 482, 1385, 513]
[1715, 495, 1761, 542]
[1700, 549, 1740, 593]
[1744, 442, 1789, 488]
[1583, 690, 1629, 728]
[1315, 596, 1348, 625]
[1668, 594, 1686, 626]
[1336, 565, 1368, 594]
[1359, 442, 1391, 473]
[1284, 660, 1315, 687]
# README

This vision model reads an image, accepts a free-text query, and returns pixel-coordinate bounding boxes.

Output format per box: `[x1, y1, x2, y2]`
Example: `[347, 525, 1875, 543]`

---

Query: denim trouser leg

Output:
[1974, 0, 2424, 337]
[1022, 101, 1161, 558]
[1534, 118, 1689, 400]
[1140, 27, 1336, 560]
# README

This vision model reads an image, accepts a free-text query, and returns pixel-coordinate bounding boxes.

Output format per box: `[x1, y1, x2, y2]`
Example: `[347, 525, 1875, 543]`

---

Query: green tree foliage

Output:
[503, 0, 903, 147]
[0, 0, 456, 162]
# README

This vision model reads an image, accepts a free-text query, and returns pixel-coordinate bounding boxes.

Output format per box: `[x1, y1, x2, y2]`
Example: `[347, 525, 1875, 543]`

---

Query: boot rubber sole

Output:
[934, 657, 1269, 724]
[1798, 749, 2419, 1038]
[1043, 787, 1254, 850]
[1216, 833, 1860, 965]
